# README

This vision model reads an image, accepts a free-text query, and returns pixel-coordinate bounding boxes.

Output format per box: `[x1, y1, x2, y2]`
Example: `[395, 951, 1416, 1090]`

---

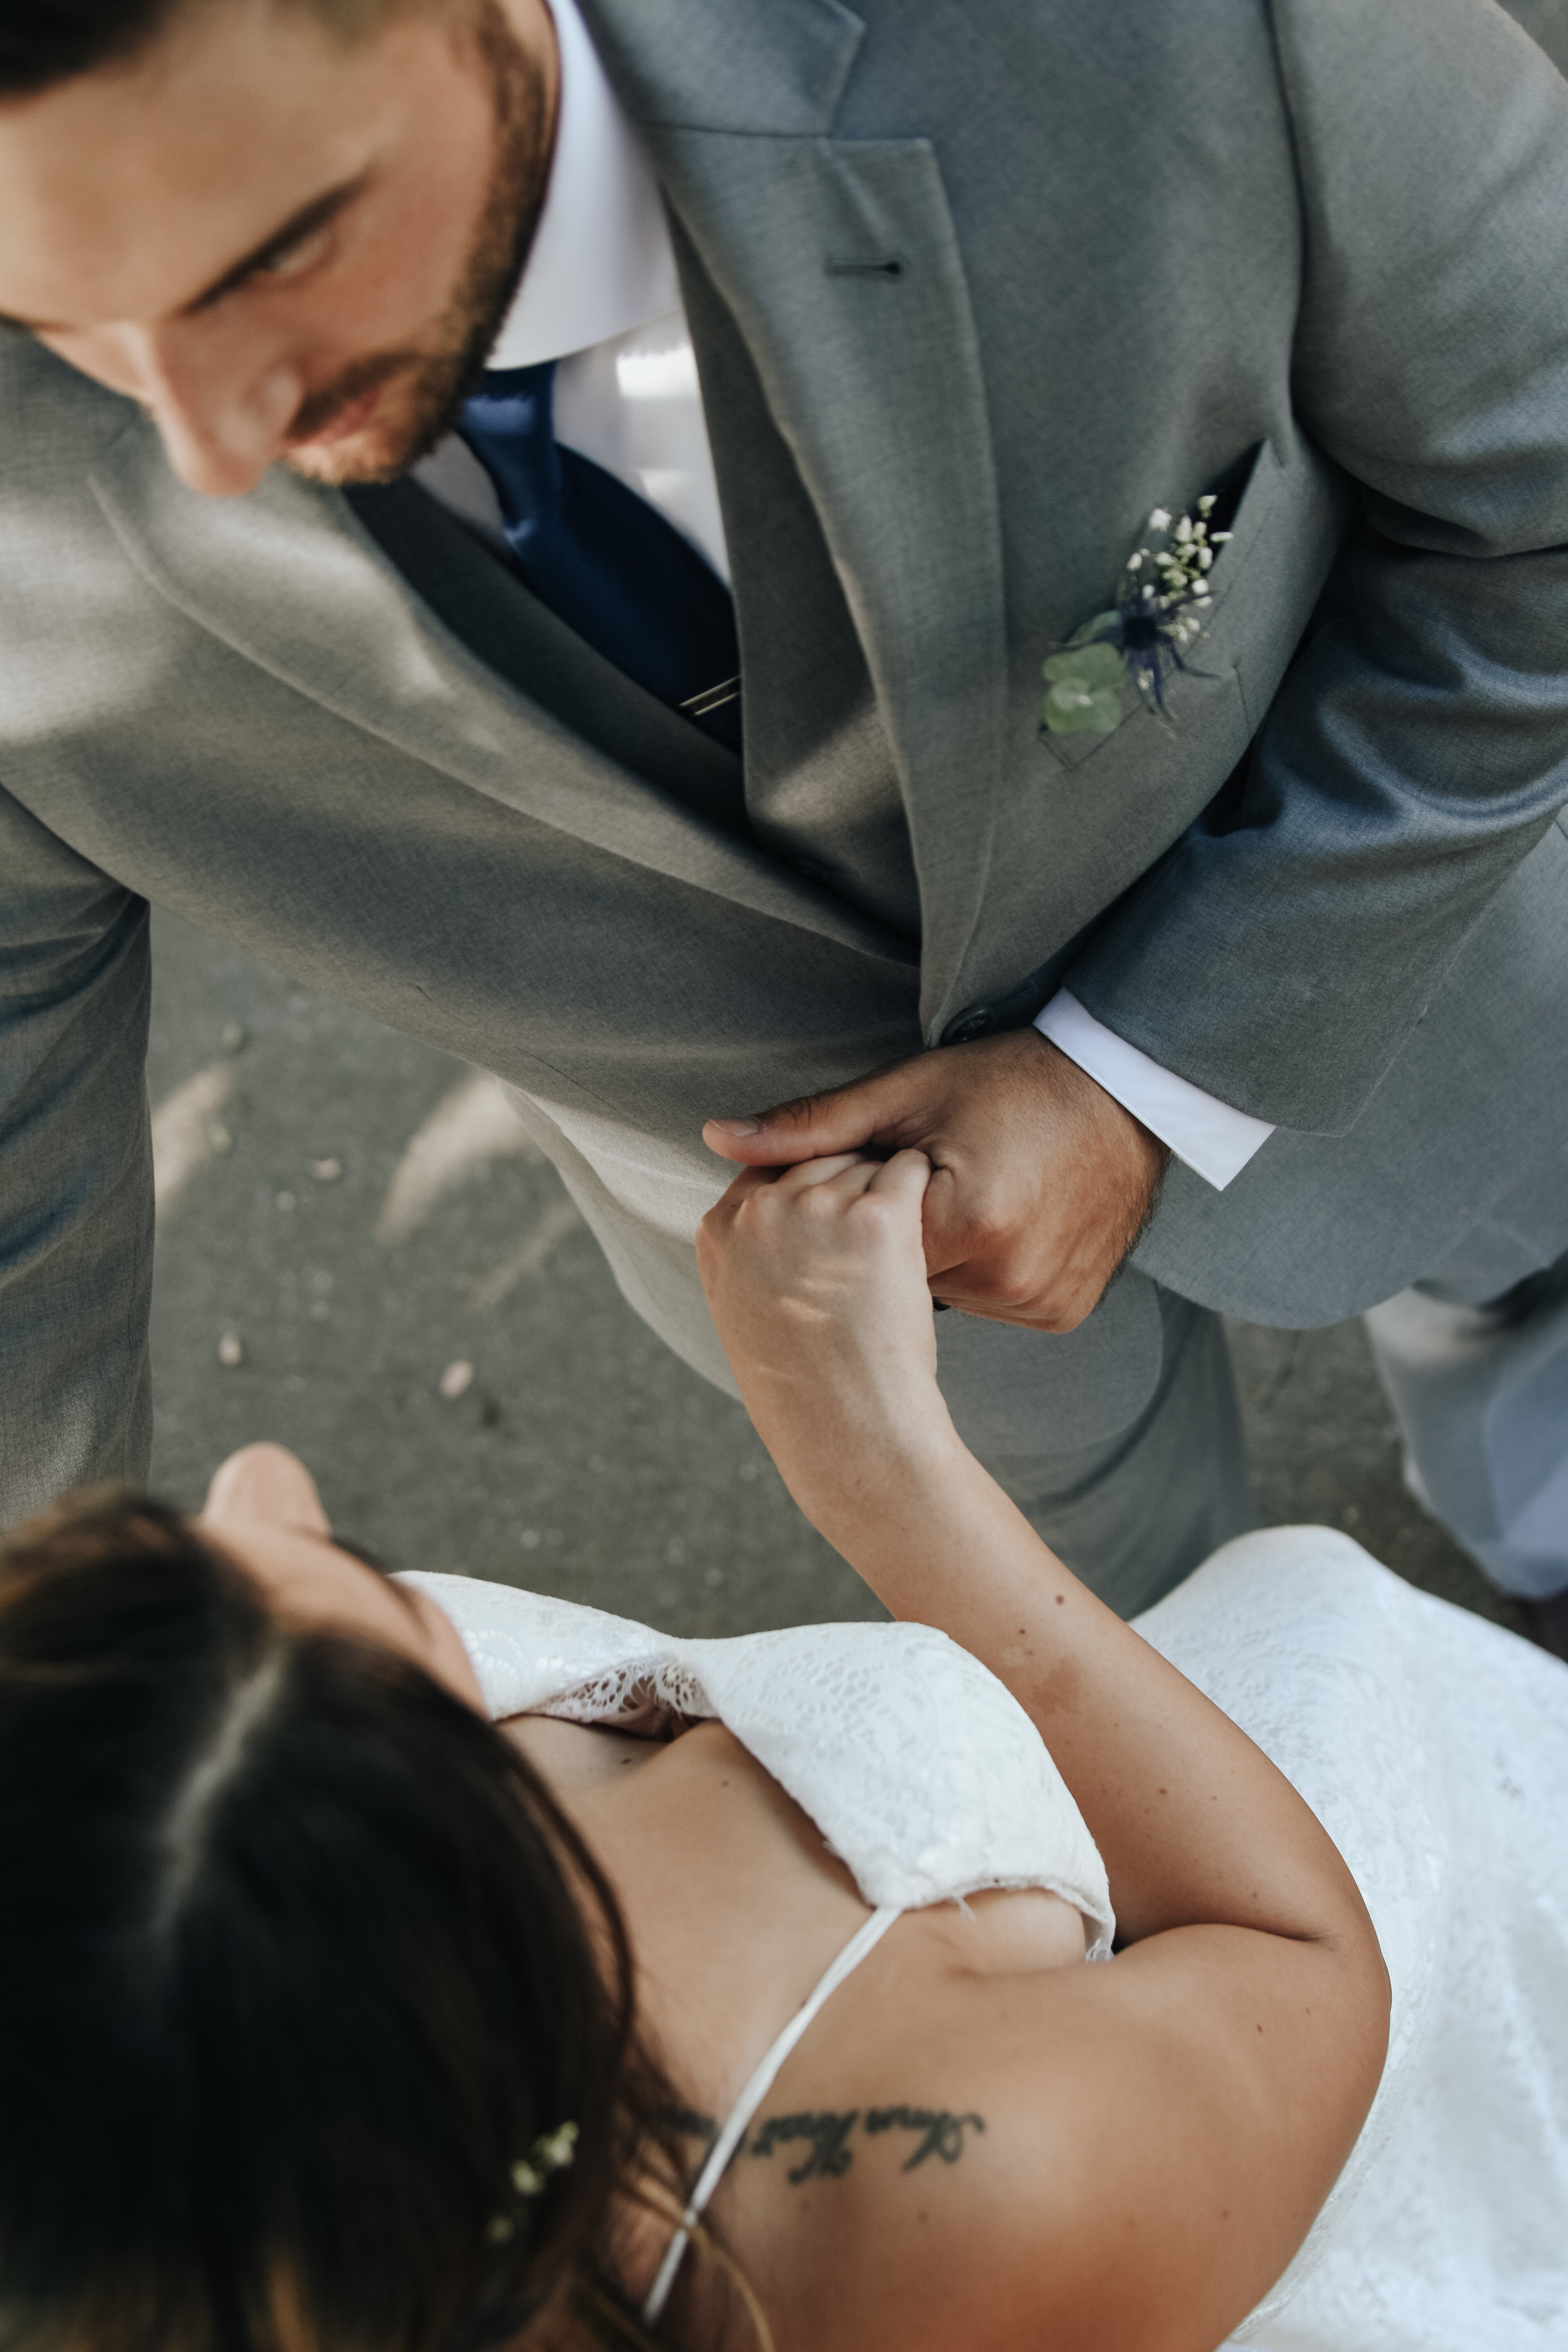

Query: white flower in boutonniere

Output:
[1042, 496, 1233, 736]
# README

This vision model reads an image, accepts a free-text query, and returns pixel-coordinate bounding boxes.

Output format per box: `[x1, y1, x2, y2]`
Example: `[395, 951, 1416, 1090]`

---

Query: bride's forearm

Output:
[697, 1153, 1380, 1974]
[805, 1436, 1379, 1959]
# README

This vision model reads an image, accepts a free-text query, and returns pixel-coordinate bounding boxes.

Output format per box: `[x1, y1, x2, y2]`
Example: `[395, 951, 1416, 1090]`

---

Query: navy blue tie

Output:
[459, 361, 741, 753]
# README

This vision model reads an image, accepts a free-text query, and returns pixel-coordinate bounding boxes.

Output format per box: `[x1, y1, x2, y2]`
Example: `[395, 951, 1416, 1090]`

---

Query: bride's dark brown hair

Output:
[0, 1490, 704, 2352]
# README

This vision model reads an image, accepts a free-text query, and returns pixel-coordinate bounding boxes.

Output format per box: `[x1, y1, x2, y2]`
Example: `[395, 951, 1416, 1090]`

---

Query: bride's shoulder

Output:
[741, 1920, 1367, 2352]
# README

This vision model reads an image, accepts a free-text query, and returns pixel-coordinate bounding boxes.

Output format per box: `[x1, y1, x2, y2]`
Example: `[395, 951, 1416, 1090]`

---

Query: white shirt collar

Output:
[485, 0, 680, 370]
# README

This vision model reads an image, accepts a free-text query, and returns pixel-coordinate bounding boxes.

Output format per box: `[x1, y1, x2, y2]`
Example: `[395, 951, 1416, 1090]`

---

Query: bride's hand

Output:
[697, 1150, 958, 1519]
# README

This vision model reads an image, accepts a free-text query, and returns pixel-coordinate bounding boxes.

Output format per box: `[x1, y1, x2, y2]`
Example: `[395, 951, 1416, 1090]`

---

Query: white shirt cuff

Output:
[1034, 992, 1274, 1191]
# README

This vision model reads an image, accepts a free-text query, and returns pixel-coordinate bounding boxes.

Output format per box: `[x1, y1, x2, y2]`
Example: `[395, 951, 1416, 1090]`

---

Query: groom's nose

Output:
[122, 319, 304, 495]
[48, 316, 305, 496]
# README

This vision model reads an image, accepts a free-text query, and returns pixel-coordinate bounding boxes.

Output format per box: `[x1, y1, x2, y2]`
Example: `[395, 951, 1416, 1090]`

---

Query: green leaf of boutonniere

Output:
[1042, 634, 1128, 734]
[1042, 499, 1233, 741]
[1062, 611, 1122, 652]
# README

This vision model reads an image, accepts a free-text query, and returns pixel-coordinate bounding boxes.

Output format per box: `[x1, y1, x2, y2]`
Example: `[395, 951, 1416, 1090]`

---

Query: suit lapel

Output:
[91, 0, 1003, 1021]
[89, 413, 911, 970]
[586, 0, 1009, 1035]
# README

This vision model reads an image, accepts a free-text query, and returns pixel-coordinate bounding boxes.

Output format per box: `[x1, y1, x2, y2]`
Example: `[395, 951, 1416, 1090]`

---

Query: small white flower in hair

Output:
[511, 2120, 580, 2199]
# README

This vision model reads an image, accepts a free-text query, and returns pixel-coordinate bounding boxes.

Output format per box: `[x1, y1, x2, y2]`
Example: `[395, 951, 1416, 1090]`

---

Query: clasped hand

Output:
[701, 1029, 1168, 1332]
[696, 1150, 950, 1520]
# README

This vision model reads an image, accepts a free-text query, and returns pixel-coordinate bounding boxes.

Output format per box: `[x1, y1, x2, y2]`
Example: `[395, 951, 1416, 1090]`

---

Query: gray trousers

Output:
[512, 1085, 1568, 1617]
[972, 1216, 1568, 1618]
[1365, 1225, 1568, 1602]
[965, 1227, 1568, 1614]
[935, 1290, 1256, 1618]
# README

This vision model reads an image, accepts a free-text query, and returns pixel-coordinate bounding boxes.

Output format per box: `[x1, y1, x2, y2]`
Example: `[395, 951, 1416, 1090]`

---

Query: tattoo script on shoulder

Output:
[662, 2104, 987, 2187]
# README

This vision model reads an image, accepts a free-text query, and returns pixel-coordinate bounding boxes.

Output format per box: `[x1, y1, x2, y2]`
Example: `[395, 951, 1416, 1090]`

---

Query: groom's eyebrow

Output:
[0, 173, 370, 336]
[183, 175, 370, 310]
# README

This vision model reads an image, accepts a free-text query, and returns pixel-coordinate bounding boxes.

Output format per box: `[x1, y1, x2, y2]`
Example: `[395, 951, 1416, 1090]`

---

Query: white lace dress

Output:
[405, 1528, 1568, 2349]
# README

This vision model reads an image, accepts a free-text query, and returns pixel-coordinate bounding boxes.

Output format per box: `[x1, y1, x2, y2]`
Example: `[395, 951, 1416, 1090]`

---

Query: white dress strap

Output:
[640, 1904, 902, 2326]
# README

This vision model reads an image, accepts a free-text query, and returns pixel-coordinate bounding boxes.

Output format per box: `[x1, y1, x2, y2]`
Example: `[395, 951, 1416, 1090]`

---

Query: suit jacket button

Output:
[941, 1005, 995, 1046]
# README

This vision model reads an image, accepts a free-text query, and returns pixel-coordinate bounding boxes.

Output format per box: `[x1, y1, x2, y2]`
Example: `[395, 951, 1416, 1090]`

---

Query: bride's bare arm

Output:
[697, 1152, 1390, 2349]
[698, 1150, 1381, 1958]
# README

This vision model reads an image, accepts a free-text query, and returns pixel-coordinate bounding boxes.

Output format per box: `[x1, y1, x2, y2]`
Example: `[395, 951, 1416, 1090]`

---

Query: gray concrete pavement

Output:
[146, 908, 1517, 1638]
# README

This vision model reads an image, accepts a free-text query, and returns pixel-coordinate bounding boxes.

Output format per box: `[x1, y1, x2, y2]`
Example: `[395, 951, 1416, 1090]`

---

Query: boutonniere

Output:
[1042, 498, 1232, 736]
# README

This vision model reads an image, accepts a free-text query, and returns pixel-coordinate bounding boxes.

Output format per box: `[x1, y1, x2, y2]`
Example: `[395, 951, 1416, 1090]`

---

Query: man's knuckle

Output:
[771, 1094, 826, 1130]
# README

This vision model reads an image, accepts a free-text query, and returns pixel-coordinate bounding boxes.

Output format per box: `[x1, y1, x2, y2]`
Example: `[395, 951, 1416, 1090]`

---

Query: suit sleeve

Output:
[0, 785, 154, 1524]
[1064, 0, 1568, 1133]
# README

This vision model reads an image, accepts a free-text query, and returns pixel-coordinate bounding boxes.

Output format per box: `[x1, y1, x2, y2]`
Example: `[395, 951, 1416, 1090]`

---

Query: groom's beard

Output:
[284, 0, 554, 487]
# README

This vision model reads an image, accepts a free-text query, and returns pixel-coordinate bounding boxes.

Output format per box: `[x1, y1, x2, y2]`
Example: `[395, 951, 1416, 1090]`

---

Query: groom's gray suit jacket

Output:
[5, 0, 1568, 1518]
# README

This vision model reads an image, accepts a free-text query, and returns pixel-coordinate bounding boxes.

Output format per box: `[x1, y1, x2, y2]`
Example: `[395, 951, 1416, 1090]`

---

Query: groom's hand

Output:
[702, 1030, 1169, 1332]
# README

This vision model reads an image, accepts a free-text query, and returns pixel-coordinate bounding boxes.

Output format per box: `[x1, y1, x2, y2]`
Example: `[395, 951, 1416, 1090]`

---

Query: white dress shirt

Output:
[418, 0, 1273, 1190]
[413, 0, 728, 581]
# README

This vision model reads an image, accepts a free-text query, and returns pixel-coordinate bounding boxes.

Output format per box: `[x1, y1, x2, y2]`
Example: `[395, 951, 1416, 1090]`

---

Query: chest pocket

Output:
[1041, 440, 1283, 775]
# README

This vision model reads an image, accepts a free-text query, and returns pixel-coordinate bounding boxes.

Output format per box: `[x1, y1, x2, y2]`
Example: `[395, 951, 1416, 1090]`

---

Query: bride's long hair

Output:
[0, 1491, 714, 2352]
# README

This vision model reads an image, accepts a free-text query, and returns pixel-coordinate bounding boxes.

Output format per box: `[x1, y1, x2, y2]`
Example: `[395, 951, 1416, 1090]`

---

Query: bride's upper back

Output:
[408, 1576, 1118, 2351]
[557, 1716, 1100, 2348]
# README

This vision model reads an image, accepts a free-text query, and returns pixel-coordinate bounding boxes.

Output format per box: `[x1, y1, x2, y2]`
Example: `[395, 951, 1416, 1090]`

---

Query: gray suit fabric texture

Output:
[4, 0, 1568, 1609]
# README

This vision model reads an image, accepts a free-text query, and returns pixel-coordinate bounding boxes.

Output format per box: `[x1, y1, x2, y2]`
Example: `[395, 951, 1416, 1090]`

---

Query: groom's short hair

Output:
[0, 0, 446, 97]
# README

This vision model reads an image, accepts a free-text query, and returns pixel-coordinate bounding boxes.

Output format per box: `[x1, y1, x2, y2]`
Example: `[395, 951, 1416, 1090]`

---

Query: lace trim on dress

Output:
[541, 1660, 709, 1739]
